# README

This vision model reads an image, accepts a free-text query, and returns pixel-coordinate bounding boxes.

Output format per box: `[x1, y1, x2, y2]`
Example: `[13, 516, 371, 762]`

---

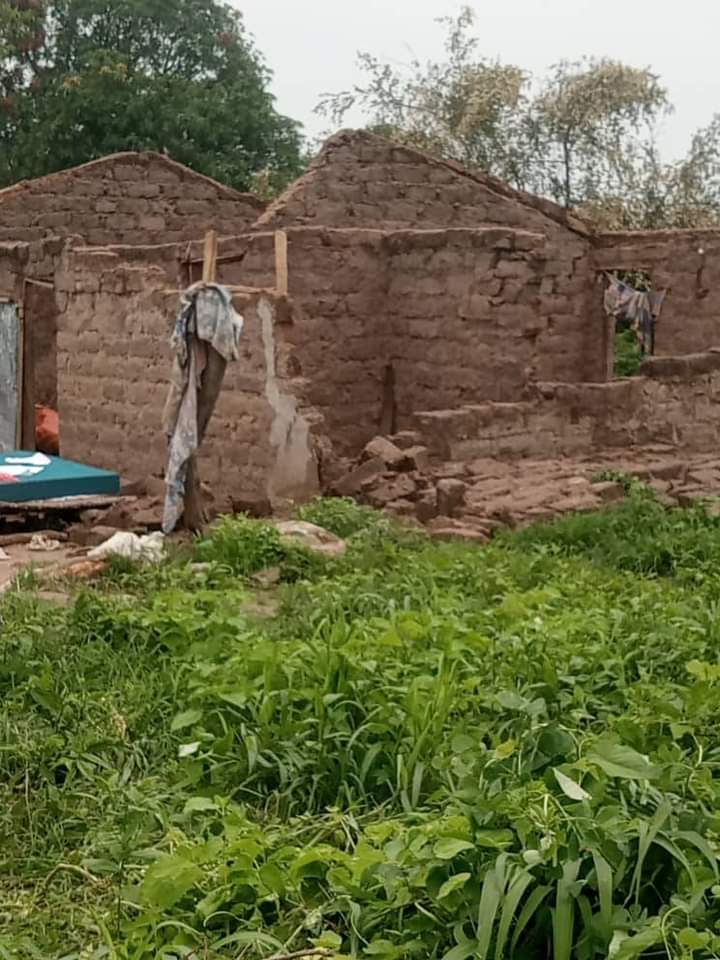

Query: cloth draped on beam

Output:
[603, 273, 666, 356]
[162, 283, 244, 534]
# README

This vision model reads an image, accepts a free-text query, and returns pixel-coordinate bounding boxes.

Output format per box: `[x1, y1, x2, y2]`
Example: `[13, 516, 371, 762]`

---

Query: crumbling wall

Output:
[593, 230, 720, 357]
[416, 350, 720, 462]
[0, 152, 264, 246]
[54, 247, 321, 506]
[257, 130, 588, 238]
[183, 226, 598, 455]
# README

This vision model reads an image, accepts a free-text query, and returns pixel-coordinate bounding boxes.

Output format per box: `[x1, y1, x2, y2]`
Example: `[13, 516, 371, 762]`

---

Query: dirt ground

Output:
[0, 543, 78, 591]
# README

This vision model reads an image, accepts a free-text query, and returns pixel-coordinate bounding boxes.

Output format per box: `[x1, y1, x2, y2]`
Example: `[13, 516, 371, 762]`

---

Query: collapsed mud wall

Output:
[593, 230, 720, 358]
[182, 226, 599, 455]
[0, 152, 264, 246]
[415, 350, 720, 462]
[54, 247, 321, 505]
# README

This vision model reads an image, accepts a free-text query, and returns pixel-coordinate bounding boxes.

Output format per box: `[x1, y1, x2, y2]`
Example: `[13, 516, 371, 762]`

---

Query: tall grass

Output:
[2, 496, 720, 958]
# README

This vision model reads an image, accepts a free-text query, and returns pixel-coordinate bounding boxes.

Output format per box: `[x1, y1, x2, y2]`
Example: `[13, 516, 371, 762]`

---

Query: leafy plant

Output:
[3, 500, 720, 957]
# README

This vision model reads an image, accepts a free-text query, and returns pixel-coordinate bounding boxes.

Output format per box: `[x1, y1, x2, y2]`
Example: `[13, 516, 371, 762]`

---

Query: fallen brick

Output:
[333, 457, 386, 496]
[365, 474, 417, 507]
[362, 436, 405, 469]
[436, 478, 467, 518]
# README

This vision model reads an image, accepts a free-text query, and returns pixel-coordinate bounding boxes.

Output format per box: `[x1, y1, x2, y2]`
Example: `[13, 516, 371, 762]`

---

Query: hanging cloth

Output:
[162, 283, 243, 534]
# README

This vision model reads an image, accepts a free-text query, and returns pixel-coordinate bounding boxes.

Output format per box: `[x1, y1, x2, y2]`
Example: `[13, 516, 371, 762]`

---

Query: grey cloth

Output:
[604, 274, 666, 356]
[162, 283, 244, 534]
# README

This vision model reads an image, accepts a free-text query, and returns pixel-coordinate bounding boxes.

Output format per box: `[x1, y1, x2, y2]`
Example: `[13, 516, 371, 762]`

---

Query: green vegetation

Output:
[4, 494, 720, 958]
[614, 329, 644, 377]
[0, 0, 303, 192]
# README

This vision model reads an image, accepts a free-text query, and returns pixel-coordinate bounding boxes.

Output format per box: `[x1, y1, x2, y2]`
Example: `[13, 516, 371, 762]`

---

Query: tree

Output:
[0, 0, 304, 192]
[525, 59, 669, 208]
[317, 7, 528, 187]
[318, 7, 720, 230]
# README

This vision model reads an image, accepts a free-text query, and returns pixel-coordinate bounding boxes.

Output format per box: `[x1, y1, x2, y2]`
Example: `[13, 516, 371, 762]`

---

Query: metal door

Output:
[0, 302, 20, 451]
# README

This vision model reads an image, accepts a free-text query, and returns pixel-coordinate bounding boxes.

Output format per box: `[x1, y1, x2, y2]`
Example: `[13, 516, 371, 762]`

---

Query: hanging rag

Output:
[162, 283, 244, 534]
[603, 274, 666, 356]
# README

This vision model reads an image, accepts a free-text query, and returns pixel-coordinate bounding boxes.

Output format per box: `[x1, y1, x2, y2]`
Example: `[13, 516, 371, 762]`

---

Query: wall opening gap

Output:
[602, 269, 663, 378]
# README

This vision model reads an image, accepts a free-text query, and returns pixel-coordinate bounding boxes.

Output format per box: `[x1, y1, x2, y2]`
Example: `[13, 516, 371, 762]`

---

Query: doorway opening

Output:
[23, 279, 59, 455]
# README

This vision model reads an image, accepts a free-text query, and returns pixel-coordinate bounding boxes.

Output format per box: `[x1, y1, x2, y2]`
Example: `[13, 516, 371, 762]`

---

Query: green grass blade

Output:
[677, 830, 719, 878]
[510, 884, 552, 954]
[553, 861, 581, 960]
[630, 799, 670, 903]
[494, 869, 534, 960]
[591, 851, 613, 942]
[476, 856, 507, 960]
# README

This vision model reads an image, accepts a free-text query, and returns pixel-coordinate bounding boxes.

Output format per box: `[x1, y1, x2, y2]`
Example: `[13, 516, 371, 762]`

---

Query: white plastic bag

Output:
[87, 531, 165, 563]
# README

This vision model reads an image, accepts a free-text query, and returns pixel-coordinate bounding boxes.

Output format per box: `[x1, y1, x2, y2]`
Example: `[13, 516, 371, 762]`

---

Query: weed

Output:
[2, 502, 720, 958]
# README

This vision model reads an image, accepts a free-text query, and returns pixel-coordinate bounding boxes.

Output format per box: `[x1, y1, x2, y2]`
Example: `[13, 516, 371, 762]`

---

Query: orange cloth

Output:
[35, 406, 59, 455]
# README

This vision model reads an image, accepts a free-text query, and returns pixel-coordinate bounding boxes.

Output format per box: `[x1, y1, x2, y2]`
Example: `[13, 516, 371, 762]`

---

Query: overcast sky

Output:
[236, 0, 719, 161]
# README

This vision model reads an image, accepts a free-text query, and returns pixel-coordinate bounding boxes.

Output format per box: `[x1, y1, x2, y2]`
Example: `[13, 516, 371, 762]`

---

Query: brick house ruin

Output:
[3, 130, 720, 521]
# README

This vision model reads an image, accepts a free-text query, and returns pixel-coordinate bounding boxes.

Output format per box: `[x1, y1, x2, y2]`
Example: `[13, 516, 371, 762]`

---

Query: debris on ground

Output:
[274, 520, 347, 557]
[87, 531, 165, 563]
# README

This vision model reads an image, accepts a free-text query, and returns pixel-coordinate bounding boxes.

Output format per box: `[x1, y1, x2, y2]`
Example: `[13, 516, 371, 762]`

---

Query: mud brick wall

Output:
[384, 227, 602, 420]
[257, 130, 589, 239]
[416, 351, 720, 461]
[54, 247, 321, 506]
[593, 230, 720, 358]
[0, 152, 264, 246]
[199, 226, 596, 455]
[256, 130, 601, 387]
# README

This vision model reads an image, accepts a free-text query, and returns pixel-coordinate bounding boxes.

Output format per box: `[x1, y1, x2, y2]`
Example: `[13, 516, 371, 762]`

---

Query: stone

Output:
[436, 478, 467, 518]
[415, 490, 439, 523]
[274, 521, 347, 557]
[120, 478, 146, 497]
[429, 523, 490, 544]
[362, 436, 405, 469]
[385, 498, 416, 517]
[433, 462, 469, 480]
[231, 495, 273, 518]
[591, 480, 625, 503]
[390, 430, 424, 450]
[333, 457, 386, 496]
[365, 474, 417, 507]
[66, 524, 119, 548]
[399, 445, 431, 474]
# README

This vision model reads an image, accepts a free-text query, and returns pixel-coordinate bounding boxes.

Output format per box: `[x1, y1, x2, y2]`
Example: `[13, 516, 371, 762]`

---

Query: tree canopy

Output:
[0, 0, 304, 192]
[318, 7, 720, 230]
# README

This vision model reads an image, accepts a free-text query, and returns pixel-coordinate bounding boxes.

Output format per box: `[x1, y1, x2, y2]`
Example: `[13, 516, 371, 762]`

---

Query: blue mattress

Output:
[0, 451, 120, 503]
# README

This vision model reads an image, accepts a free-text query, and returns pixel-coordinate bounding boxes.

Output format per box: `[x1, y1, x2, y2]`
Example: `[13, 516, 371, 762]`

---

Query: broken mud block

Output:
[399, 446, 431, 474]
[362, 436, 405, 469]
[385, 498, 417, 518]
[230, 495, 272, 518]
[415, 490, 439, 523]
[427, 517, 490, 543]
[67, 524, 120, 548]
[365, 474, 417, 507]
[591, 480, 625, 503]
[433, 462, 469, 481]
[436, 478, 467, 518]
[389, 431, 424, 450]
[333, 457, 386, 496]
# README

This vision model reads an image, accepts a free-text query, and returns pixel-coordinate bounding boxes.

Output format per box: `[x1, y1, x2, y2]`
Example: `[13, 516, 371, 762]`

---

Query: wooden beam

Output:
[202, 230, 218, 283]
[274, 230, 288, 295]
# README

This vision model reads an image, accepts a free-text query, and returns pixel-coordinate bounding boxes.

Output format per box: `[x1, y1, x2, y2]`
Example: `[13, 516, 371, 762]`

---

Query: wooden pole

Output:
[274, 230, 288, 296]
[202, 230, 218, 283]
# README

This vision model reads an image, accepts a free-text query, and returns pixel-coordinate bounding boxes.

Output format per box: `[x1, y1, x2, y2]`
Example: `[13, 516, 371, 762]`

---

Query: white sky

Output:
[235, 0, 720, 161]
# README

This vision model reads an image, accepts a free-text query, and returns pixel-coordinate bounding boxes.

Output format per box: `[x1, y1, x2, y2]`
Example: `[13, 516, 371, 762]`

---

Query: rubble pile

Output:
[330, 436, 720, 542]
